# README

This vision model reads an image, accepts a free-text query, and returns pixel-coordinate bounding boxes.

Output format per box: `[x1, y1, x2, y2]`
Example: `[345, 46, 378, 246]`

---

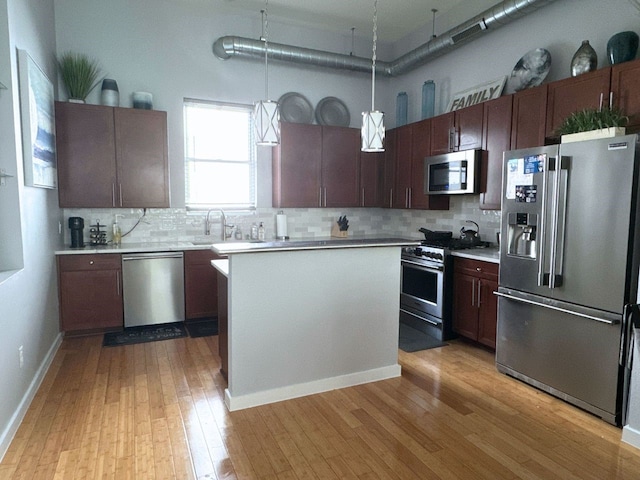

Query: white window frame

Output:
[184, 98, 257, 211]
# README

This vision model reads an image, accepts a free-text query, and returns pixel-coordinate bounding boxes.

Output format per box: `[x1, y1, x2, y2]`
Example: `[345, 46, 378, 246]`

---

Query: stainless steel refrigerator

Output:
[496, 134, 640, 426]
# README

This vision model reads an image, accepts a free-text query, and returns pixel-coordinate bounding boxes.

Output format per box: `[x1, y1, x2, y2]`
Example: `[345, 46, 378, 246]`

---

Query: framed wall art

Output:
[17, 49, 56, 189]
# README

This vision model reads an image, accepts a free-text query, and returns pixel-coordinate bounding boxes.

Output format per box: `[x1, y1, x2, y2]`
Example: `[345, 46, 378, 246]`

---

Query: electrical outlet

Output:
[18, 345, 24, 368]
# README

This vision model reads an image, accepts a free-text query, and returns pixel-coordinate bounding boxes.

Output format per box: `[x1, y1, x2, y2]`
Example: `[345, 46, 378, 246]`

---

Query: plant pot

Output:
[561, 127, 626, 143]
[68, 98, 85, 104]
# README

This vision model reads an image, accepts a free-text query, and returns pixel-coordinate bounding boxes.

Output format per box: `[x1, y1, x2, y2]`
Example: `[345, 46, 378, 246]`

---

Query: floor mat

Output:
[399, 322, 447, 352]
[102, 322, 187, 347]
[185, 318, 218, 338]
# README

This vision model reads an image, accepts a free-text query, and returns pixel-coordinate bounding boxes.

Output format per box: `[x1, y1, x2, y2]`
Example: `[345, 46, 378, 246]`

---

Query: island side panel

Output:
[226, 246, 401, 406]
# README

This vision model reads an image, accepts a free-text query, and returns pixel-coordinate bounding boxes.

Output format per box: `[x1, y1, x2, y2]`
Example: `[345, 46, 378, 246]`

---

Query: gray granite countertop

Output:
[211, 237, 418, 255]
[55, 237, 419, 256]
[55, 241, 209, 255]
[451, 246, 500, 264]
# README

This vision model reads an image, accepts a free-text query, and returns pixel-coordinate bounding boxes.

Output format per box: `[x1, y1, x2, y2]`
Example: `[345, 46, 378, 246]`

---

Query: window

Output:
[184, 99, 256, 210]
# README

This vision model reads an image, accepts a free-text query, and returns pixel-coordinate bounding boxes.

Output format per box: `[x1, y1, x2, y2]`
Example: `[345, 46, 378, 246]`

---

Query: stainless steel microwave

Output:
[424, 149, 482, 195]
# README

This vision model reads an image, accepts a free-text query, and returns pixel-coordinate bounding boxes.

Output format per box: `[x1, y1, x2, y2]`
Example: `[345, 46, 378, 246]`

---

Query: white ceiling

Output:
[210, 0, 497, 42]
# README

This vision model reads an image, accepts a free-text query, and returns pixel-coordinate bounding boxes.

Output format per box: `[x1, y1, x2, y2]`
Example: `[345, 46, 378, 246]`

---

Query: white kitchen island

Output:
[211, 237, 417, 411]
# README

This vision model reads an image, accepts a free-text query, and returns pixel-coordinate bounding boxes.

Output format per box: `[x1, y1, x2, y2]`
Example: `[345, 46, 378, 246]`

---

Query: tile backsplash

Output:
[62, 195, 500, 246]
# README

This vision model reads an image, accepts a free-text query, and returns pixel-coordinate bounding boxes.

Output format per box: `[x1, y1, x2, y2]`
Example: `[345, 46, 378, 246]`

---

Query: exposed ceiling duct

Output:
[213, 0, 559, 77]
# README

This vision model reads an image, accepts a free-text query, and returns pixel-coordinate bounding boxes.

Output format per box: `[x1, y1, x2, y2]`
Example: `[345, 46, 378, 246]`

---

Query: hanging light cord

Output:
[371, 0, 378, 112]
[264, 0, 270, 100]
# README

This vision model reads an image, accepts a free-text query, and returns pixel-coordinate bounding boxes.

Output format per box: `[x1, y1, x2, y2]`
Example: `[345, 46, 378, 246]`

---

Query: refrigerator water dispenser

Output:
[507, 212, 537, 259]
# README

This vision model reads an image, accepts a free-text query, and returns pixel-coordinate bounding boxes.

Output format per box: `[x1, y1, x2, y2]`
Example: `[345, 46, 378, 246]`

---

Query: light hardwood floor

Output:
[1, 333, 640, 479]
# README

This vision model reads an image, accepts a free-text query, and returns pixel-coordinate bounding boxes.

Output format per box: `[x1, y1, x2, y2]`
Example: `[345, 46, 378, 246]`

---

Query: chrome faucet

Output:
[205, 209, 234, 241]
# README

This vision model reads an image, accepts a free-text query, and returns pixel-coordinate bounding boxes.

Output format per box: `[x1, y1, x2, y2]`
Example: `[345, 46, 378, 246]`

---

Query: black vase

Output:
[571, 40, 597, 77]
[607, 31, 639, 65]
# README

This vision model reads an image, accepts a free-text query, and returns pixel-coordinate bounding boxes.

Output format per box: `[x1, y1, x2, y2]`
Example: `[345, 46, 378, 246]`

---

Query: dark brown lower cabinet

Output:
[452, 257, 498, 349]
[57, 254, 123, 333]
[184, 249, 222, 319]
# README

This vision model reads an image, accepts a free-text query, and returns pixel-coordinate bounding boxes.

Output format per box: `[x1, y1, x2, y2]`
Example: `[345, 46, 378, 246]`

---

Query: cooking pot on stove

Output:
[459, 220, 481, 246]
[419, 227, 452, 242]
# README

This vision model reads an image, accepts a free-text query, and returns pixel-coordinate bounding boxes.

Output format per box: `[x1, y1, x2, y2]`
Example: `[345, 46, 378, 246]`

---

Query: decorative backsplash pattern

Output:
[62, 195, 501, 246]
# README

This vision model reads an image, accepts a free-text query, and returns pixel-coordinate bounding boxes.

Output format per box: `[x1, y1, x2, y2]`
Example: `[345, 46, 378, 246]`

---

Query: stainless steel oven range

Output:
[400, 244, 454, 341]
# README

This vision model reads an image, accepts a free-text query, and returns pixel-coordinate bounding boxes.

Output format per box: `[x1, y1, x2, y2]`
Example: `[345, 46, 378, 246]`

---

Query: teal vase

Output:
[607, 31, 639, 65]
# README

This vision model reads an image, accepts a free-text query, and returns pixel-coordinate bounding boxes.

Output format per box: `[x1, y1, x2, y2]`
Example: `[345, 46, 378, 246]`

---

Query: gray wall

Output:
[0, 0, 63, 457]
[2, 0, 640, 457]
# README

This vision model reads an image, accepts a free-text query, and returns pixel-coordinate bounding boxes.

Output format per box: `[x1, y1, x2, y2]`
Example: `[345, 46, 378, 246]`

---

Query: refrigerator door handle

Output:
[538, 156, 554, 287]
[620, 304, 639, 367]
[550, 156, 570, 288]
[494, 291, 621, 325]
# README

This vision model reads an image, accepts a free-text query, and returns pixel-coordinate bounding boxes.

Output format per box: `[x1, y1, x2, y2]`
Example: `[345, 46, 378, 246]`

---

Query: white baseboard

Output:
[622, 424, 640, 450]
[225, 363, 401, 411]
[0, 332, 63, 460]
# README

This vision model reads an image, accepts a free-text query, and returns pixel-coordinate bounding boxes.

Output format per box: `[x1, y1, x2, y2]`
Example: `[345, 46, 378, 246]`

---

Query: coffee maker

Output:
[69, 217, 85, 248]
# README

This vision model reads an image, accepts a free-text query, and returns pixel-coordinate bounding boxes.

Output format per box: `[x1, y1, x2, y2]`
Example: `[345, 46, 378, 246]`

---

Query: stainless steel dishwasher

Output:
[121, 252, 185, 327]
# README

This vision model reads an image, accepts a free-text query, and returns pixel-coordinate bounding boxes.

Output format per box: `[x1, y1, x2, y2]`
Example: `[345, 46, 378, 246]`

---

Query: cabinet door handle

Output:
[476, 267, 482, 272]
[89, 260, 94, 265]
[119, 184, 123, 207]
[477, 280, 482, 308]
[407, 188, 412, 208]
[609, 91, 614, 109]
[599, 92, 604, 110]
[319, 187, 322, 207]
[323, 187, 327, 207]
[116, 272, 121, 296]
[112, 183, 116, 207]
[471, 278, 475, 307]
[361, 188, 365, 206]
[389, 188, 393, 208]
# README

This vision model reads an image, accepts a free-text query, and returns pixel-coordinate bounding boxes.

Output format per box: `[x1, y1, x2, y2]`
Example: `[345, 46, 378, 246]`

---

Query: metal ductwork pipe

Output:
[213, 36, 390, 75]
[213, 0, 558, 77]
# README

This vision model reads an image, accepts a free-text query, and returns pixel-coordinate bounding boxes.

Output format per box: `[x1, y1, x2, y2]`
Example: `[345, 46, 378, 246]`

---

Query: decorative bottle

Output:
[421, 80, 435, 119]
[396, 92, 408, 126]
[258, 222, 265, 241]
[571, 40, 597, 77]
[607, 31, 639, 65]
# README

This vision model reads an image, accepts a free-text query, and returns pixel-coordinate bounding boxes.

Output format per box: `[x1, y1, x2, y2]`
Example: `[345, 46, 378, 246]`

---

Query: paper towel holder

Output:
[276, 210, 289, 241]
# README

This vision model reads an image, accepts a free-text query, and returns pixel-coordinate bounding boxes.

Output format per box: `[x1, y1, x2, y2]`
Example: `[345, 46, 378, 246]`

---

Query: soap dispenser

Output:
[112, 215, 123, 246]
[258, 222, 265, 241]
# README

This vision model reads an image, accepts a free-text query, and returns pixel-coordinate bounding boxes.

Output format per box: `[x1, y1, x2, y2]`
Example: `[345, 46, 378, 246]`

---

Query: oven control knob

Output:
[435, 253, 443, 260]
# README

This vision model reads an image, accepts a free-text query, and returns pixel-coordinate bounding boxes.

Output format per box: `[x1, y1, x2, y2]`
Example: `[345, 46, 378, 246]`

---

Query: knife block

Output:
[331, 223, 348, 238]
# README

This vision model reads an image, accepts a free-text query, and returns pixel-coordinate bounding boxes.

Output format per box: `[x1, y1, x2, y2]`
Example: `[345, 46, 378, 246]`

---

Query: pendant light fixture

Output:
[361, 0, 385, 152]
[254, 0, 280, 145]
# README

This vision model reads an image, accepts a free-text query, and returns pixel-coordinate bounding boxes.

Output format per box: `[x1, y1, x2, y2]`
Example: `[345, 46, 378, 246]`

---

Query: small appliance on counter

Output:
[68, 217, 84, 248]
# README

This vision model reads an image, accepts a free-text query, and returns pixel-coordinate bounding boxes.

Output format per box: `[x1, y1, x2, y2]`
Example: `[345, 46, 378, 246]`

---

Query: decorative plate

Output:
[506, 48, 552, 92]
[315, 96, 350, 127]
[278, 92, 314, 124]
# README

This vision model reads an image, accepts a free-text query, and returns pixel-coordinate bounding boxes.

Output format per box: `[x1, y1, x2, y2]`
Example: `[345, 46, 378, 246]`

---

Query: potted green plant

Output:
[58, 52, 102, 103]
[556, 106, 628, 143]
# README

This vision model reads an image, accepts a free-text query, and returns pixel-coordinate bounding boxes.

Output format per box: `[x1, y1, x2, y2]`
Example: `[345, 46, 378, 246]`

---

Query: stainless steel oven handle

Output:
[494, 291, 620, 325]
[400, 308, 439, 326]
[401, 259, 444, 272]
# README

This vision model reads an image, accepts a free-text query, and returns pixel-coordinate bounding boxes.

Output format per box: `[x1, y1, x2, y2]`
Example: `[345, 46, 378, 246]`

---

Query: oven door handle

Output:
[400, 308, 440, 326]
[401, 259, 444, 272]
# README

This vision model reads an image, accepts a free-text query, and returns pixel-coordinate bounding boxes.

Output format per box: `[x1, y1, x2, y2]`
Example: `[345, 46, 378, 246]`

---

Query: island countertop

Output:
[211, 236, 418, 255]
